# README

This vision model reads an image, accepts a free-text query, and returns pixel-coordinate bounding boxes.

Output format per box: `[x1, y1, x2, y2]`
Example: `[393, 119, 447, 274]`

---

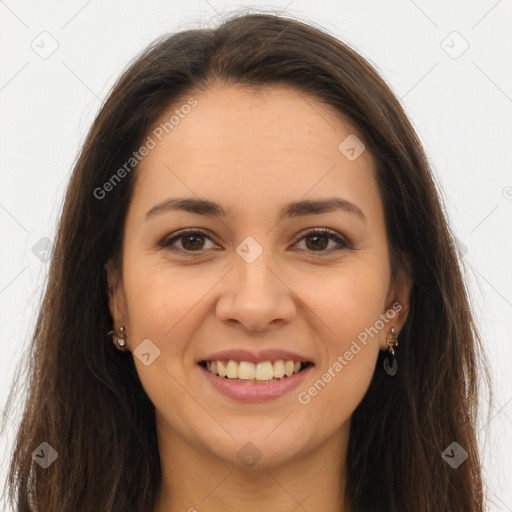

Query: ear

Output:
[380, 258, 413, 350]
[105, 258, 129, 330]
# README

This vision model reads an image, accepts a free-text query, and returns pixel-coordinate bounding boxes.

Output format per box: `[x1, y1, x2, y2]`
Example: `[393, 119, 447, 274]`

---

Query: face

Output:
[107, 84, 410, 470]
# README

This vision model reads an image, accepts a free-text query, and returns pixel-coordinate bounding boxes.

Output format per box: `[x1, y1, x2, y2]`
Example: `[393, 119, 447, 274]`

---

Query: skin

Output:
[107, 83, 411, 512]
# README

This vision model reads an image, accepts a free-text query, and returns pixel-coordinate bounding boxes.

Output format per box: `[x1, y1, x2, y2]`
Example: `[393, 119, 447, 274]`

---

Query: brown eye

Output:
[159, 227, 350, 256]
[294, 228, 350, 254]
[160, 229, 217, 253]
[304, 233, 329, 251]
[180, 233, 206, 251]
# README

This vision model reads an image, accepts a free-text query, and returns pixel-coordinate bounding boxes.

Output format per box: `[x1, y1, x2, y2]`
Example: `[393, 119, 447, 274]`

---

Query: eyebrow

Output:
[145, 196, 366, 221]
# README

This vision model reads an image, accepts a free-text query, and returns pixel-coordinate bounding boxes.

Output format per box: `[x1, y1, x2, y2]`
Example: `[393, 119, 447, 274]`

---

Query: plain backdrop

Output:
[1, 1, 511, 510]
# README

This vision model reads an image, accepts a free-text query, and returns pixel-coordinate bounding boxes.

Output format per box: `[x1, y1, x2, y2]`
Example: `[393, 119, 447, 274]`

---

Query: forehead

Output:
[149, 84, 368, 161]
[131, 84, 381, 222]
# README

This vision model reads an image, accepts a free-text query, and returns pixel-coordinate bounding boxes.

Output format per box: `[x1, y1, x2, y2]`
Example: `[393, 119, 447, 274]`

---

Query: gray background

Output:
[1, 0, 511, 510]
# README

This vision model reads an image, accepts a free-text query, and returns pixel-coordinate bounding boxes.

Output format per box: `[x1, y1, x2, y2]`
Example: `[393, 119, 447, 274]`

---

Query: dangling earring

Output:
[383, 327, 399, 376]
[108, 326, 128, 352]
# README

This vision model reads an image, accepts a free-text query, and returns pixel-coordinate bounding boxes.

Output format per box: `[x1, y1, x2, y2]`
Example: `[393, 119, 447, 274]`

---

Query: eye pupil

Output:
[306, 234, 328, 251]
[182, 235, 204, 250]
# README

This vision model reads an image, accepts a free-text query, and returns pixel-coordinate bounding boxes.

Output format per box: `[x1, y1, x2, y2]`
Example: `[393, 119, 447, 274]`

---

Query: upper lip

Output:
[198, 349, 314, 365]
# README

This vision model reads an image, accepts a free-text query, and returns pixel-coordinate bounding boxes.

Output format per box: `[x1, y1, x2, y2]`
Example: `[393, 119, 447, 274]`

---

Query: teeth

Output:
[256, 362, 274, 380]
[273, 360, 285, 378]
[204, 359, 305, 380]
[226, 360, 239, 379]
[239, 361, 255, 380]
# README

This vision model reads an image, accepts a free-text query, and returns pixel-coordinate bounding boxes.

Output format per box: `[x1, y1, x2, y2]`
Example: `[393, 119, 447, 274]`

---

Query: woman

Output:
[2, 11, 491, 512]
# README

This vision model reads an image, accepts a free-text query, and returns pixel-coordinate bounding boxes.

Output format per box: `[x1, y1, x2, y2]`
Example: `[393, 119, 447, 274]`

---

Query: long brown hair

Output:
[1, 10, 492, 511]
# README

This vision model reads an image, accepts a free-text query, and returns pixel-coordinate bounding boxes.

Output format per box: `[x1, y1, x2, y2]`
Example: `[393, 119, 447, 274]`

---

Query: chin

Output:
[204, 426, 316, 471]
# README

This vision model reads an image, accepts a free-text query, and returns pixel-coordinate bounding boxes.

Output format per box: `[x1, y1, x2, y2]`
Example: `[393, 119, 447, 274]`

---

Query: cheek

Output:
[295, 265, 386, 413]
[296, 343, 378, 442]
[312, 262, 389, 349]
[123, 258, 201, 342]
[122, 265, 196, 424]
[122, 260, 220, 388]
[296, 299, 383, 433]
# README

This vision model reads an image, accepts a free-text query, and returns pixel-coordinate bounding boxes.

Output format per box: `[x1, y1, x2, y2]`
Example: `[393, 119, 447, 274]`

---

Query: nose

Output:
[215, 249, 297, 332]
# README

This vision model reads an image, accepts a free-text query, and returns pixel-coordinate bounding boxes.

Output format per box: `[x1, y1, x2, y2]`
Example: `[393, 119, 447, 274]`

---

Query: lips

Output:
[197, 348, 314, 385]
[198, 360, 314, 402]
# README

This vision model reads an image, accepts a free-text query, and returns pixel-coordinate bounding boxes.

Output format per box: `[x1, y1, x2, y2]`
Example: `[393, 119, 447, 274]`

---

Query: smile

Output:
[199, 359, 312, 383]
[198, 360, 314, 402]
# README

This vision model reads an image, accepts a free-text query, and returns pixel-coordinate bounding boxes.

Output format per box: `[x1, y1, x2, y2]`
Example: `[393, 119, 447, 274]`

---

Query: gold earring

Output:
[383, 327, 399, 376]
[108, 326, 128, 352]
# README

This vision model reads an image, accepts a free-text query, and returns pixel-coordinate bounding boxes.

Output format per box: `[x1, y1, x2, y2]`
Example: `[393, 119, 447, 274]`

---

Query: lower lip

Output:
[198, 364, 314, 403]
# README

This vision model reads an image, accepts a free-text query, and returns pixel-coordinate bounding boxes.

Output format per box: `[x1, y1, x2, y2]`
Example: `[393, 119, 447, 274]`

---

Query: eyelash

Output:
[159, 227, 351, 257]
